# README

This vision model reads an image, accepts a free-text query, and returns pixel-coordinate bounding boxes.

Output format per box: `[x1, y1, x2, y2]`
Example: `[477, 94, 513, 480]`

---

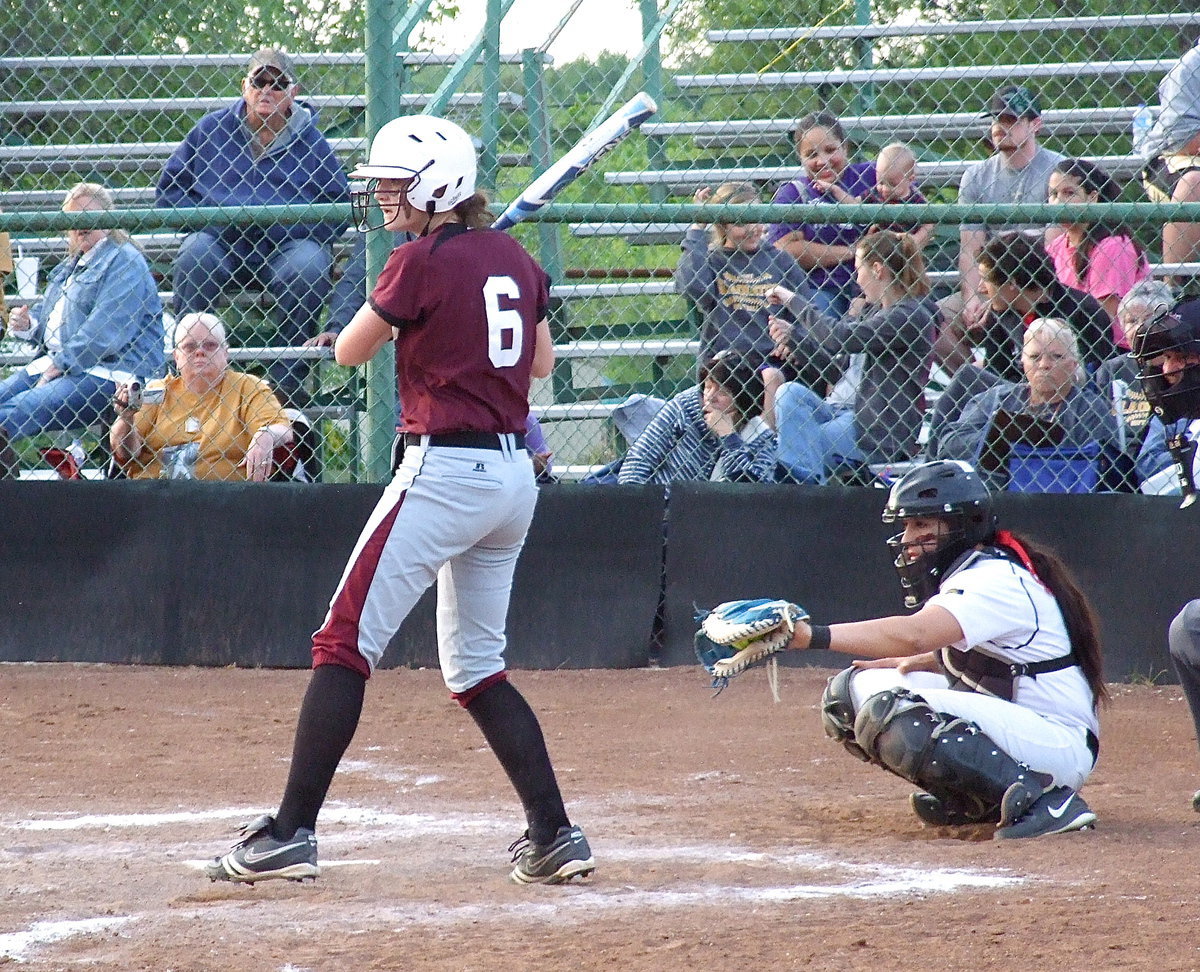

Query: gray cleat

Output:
[205, 814, 319, 883]
[509, 824, 595, 884]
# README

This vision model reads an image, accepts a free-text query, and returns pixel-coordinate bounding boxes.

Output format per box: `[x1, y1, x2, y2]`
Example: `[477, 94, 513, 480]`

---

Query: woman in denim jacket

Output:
[1, 183, 165, 477]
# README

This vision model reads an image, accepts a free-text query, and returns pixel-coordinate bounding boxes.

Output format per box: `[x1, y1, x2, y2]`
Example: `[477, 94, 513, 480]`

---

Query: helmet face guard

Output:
[885, 518, 974, 609]
[349, 171, 426, 233]
[1132, 309, 1200, 423]
[881, 460, 995, 608]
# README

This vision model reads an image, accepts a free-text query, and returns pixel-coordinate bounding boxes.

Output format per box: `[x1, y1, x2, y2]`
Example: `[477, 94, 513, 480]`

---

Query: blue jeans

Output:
[0, 369, 113, 439]
[173, 232, 333, 403]
[774, 381, 863, 483]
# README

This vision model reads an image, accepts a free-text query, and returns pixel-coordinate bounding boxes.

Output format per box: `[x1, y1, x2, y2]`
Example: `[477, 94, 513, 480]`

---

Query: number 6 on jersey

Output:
[484, 275, 523, 368]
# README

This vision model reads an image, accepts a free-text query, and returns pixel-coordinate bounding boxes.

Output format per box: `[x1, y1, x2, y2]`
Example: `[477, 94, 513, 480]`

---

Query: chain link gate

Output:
[0, 1, 1196, 493]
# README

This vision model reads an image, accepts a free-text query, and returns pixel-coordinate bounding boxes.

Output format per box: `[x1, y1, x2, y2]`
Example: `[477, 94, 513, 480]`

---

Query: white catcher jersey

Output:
[927, 553, 1100, 738]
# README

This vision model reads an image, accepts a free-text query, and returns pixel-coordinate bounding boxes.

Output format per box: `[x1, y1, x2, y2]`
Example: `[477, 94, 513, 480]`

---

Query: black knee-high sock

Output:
[465, 679, 569, 846]
[274, 664, 366, 840]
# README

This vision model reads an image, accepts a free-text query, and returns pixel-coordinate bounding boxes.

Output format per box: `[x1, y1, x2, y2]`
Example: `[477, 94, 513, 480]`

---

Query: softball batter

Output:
[206, 114, 594, 885]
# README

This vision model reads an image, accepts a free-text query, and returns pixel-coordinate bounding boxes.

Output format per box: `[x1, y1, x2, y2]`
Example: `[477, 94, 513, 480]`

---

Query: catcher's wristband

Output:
[807, 624, 831, 652]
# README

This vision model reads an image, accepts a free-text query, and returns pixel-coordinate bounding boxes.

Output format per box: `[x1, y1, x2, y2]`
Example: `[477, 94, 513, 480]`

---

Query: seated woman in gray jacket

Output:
[0, 182, 165, 478]
[766, 231, 937, 483]
[937, 317, 1119, 491]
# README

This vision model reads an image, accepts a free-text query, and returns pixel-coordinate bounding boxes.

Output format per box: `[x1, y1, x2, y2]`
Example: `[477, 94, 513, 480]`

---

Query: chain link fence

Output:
[1, 1, 1196, 493]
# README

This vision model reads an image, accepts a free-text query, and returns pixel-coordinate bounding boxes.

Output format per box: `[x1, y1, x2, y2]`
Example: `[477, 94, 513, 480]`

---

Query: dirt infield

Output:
[0, 663, 1197, 971]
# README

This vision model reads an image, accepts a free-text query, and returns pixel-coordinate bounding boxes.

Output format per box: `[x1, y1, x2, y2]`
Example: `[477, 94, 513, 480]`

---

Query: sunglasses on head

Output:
[248, 72, 291, 91]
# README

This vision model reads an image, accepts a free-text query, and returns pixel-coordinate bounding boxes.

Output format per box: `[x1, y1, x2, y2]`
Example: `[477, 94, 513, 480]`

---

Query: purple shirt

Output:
[766, 160, 876, 293]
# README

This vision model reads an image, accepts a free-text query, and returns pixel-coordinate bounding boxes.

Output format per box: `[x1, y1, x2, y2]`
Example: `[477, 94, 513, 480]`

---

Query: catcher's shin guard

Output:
[852, 688, 1044, 826]
[820, 667, 870, 762]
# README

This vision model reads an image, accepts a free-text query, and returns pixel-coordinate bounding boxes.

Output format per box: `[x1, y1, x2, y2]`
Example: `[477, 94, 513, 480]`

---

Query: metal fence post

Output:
[362, 0, 403, 483]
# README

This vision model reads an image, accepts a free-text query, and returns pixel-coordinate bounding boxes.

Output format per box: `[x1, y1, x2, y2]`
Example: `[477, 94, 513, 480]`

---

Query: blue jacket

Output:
[155, 100, 349, 251]
[28, 238, 165, 379]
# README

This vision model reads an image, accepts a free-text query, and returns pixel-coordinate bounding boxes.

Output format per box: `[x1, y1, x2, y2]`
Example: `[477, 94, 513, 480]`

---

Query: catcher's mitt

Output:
[694, 598, 809, 693]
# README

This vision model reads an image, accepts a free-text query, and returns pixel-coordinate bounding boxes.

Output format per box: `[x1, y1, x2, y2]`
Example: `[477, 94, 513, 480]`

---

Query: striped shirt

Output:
[618, 386, 778, 484]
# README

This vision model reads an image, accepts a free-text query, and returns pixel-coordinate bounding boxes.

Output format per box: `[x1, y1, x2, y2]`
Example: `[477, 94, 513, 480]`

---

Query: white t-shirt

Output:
[926, 551, 1099, 737]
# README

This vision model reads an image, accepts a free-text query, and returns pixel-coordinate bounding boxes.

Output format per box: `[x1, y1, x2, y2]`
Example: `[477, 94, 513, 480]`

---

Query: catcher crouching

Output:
[695, 459, 1106, 840]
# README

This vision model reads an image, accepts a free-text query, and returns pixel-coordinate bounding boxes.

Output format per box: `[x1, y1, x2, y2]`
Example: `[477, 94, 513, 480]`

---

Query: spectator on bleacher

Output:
[110, 312, 293, 481]
[1095, 279, 1176, 490]
[675, 182, 811, 362]
[0, 224, 12, 333]
[156, 48, 349, 407]
[976, 231, 1116, 379]
[0, 182, 165, 480]
[766, 112, 875, 319]
[305, 231, 412, 348]
[936, 318, 1118, 491]
[524, 412, 555, 484]
[956, 84, 1064, 332]
[1139, 38, 1200, 279]
[857, 143, 935, 251]
[766, 231, 937, 483]
[925, 232, 1115, 458]
[617, 350, 776, 484]
[1047, 158, 1150, 343]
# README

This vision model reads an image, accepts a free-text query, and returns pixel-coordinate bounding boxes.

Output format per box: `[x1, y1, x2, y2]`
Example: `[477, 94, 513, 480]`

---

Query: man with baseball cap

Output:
[156, 47, 349, 406]
[953, 83, 1065, 335]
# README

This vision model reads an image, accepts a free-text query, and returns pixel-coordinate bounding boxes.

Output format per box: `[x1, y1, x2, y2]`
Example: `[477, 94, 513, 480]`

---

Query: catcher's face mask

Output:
[886, 515, 972, 609]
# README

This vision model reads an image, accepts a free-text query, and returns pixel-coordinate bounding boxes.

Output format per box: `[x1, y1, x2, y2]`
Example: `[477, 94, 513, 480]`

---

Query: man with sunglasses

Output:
[156, 48, 349, 406]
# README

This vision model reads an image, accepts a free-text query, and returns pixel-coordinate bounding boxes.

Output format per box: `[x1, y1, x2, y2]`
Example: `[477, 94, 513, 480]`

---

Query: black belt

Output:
[403, 431, 525, 451]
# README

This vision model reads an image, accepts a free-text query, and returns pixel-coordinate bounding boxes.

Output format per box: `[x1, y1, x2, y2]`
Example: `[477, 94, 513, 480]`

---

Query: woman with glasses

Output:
[109, 312, 291, 481]
[0, 182, 164, 479]
[937, 318, 1118, 490]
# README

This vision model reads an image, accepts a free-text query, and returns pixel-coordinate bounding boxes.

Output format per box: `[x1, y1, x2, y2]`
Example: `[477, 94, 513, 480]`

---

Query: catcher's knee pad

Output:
[852, 688, 941, 781]
[821, 667, 870, 762]
[854, 690, 1042, 815]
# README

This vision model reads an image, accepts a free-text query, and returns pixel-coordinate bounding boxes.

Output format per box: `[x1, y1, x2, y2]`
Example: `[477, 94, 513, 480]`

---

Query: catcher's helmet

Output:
[1132, 299, 1200, 423]
[881, 460, 996, 608]
[350, 114, 477, 230]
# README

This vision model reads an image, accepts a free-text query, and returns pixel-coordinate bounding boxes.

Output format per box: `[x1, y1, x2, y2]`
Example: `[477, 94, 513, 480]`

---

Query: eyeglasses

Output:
[177, 340, 222, 355]
[248, 73, 292, 91]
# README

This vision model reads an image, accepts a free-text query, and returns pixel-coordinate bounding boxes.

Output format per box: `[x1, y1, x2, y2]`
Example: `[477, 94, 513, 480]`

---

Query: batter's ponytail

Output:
[454, 190, 495, 230]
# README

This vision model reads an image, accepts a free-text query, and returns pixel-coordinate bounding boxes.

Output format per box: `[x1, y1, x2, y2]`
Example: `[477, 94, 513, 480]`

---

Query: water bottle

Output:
[1132, 102, 1155, 157]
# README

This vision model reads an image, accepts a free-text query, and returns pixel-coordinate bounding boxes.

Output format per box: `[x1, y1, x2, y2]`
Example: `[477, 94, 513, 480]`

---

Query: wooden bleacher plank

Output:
[674, 58, 1172, 91]
[706, 12, 1200, 43]
[0, 52, 540, 71]
[642, 107, 1141, 149]
[599, 154, 1144, 192]
[0, 91, 524, 116]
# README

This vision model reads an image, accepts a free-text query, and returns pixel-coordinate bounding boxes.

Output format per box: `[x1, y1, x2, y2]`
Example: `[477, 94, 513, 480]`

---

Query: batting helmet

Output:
[881, 460, 996, 608]
[350, 114, 477, 230]
[1132, 299, 1200, 423]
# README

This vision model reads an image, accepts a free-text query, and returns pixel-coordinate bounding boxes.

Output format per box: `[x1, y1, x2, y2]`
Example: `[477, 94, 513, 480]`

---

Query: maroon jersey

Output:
[367, 224, 550, 434]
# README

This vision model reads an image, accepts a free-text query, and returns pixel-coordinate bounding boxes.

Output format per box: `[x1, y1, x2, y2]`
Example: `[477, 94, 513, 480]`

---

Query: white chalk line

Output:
[0, 802, 1026, 957]
[0, 916, 132, 962]
[2, 804, 509, 836]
